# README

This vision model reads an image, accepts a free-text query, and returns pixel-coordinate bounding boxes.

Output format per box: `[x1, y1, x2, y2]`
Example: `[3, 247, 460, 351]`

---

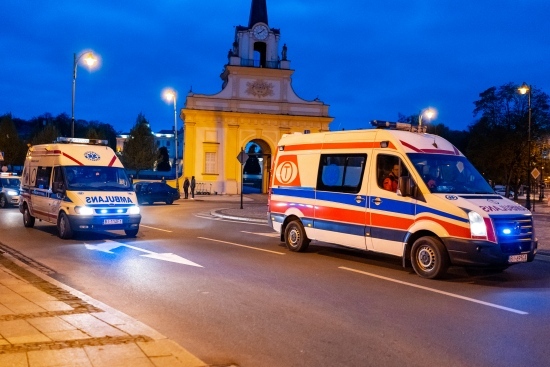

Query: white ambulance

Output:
[268, 121, 537, 279]
[19, 137, 141, 239]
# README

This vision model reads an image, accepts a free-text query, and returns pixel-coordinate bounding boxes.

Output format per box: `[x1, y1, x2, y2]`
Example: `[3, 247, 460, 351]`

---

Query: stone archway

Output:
[243, 138, 271, 194]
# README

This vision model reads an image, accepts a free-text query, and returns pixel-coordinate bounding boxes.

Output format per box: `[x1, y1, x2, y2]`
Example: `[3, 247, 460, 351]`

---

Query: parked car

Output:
[494, 186, 514, 198]
[134, 182, 180, 205]
[0, 173, 21, 208]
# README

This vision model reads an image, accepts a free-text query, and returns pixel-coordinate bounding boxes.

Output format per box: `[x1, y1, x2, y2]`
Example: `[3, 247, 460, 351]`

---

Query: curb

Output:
[210, 209, 267, 224]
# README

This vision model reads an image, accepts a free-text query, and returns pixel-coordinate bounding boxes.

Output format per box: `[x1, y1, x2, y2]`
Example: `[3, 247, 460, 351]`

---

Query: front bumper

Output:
[444, 237, 537, 267]
[68, 214, 141, 232]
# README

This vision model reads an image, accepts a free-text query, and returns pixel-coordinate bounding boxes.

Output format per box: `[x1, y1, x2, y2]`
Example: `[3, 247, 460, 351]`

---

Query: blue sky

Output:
[2, 0, 549, 134]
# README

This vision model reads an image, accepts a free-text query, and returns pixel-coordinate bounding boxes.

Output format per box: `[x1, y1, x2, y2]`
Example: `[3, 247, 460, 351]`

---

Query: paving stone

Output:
[0, 352, 28, 367]
[27, 347, 92, 367]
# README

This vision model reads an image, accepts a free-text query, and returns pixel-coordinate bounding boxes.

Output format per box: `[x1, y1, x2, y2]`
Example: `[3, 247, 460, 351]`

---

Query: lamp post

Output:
[418, 107, 436, 132]
[518, 82, 532, 210]
[163, 88, 179, 192]
[72, 51, 98, 138]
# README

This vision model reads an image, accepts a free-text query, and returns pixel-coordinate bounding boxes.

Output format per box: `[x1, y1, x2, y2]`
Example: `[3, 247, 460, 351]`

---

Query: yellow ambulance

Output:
[19, 137, 141, 239]
[268, 121, 537, 279]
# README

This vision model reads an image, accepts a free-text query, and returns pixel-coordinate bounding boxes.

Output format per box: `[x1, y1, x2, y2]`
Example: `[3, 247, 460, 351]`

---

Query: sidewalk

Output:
[0, 252, 207, 367]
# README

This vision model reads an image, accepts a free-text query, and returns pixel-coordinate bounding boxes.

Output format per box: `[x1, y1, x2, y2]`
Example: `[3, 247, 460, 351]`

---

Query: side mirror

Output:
[398, 176, 416, 197]
[53, 182, 65, 195]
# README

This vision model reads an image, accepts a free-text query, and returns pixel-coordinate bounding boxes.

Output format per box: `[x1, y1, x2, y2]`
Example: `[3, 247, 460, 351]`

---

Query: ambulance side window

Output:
[35, 166, 52, 190]
[317, 154, 366, 193]
[377, 155, 409, 192]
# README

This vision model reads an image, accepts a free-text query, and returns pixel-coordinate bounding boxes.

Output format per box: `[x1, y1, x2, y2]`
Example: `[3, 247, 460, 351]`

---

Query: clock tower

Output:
[182, 0, 332, 194]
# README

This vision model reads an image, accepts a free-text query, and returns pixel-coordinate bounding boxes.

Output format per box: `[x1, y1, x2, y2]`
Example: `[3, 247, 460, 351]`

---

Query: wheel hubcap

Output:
[289, 229, 299, 245]
[417, 245, 435, 271]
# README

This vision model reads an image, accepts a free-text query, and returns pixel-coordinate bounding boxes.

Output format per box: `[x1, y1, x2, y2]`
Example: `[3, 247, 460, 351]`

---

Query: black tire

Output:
[57, 212, 74, 240]
[125, 228, 138, 237]
[166, 199, 173, 205]
[0, 195, 7, 208]
[23, 204, 35, 228]
[284, 220, 310, 252]
[411, 236, 449, 279]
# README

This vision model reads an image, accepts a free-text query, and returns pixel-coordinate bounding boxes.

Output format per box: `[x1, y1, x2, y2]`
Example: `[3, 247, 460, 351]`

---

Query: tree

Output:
[156, 146, 171, 171]
[466, 83, 550, 197]
[0, 114, 27, 168]
[120, 113, 157, 178]
[31, 123, 59, 145]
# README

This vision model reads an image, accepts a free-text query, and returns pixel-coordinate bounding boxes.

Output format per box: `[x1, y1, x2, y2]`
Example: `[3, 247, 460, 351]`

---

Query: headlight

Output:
[75, 206, 94, 215]
[7, 190, 18, 196]
[127, 206, 140, 215]
[468, 211, 487, 237]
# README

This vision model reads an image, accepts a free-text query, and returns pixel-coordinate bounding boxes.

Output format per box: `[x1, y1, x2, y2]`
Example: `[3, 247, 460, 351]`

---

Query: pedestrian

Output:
[183, 177, 190, 199]
[190, 176, 196, 199]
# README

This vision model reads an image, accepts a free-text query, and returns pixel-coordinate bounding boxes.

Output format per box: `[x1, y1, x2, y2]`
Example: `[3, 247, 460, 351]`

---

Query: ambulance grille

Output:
[491, 216, 533, 253]
[93, 208, 129, 214]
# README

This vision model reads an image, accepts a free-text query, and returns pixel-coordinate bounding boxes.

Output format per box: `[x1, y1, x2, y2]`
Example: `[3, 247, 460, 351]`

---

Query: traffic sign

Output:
[237, 150, 249, 165]
[531, 168, 540, 180]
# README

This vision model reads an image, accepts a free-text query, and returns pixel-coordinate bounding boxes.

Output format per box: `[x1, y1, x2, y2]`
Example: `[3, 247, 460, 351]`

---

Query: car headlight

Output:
[74, 206, 94, 215]
[127, 206, 140, 215]
[468, 211, 487, 237]
[7, 190, 18, 196]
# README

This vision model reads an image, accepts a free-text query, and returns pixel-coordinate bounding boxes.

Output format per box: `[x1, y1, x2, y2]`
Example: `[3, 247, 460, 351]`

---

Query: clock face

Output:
[253, 25, 268, 40]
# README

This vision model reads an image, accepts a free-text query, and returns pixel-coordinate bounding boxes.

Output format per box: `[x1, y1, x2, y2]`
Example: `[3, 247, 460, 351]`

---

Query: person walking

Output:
[190, 176, 196, 199]
[183, 177, 190, 199]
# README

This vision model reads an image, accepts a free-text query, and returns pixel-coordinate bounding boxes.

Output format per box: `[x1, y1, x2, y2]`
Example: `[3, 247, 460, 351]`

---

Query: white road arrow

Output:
[85, 240, 203, 267]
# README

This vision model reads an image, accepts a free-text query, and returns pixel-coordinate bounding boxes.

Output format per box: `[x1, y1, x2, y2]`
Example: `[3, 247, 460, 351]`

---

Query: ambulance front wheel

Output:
[23, 204, 35, 228]
[411, 236, 449, 279]
[284, 220, 310, 252]
[57, 212, 74, 240]
[125, 228, 138, 237]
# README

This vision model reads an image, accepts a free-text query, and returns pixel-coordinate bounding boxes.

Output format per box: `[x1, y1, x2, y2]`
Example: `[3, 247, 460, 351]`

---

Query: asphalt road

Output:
[1, 201, 550, 367]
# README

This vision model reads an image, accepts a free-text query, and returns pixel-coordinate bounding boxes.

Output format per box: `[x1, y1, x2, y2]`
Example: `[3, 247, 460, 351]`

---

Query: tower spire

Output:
[248, 0, 268, 27]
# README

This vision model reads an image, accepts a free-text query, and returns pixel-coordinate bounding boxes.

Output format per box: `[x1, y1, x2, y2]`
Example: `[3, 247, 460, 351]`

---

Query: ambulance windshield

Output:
[63, 166, 132, 191]
[408, 154, 494, 194]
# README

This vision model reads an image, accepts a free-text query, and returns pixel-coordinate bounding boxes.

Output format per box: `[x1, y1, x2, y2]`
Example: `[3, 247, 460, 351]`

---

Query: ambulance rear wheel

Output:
[285, 220, 309, 252]
[57, 212, 74, 240]
[411, 236, 449, 279]
[23, 205, 35, 228]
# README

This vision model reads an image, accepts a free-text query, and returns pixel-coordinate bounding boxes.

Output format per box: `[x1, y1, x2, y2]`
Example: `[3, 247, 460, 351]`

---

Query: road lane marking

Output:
[85, 240, 202, 267]
[198, 237, 285, 255]
[339, 266, 528, 315]
[140, 225, 173, 232]
[241, 231, 279, 237]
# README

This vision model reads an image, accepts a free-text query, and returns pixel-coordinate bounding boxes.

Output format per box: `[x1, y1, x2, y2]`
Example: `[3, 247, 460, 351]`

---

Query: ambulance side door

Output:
[48, 166, 64, 221]
[368, 152, 417, 256]
[30, 166, 53, 222]
[314, 153, 370, 250]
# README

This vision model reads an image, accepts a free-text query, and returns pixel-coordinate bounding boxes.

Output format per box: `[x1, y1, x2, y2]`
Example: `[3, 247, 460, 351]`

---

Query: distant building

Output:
[116, 128, 183, 170]
[181, 0, 332, 194]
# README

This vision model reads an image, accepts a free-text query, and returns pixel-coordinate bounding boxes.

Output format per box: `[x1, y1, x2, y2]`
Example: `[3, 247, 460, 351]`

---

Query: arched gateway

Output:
[181, 0, 332, 194]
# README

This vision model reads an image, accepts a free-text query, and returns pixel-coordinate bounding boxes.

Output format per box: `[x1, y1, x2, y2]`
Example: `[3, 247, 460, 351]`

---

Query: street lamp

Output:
[418, 107, 436, 132]
[163, 88, 179, 192]
[72, 51, 98, 138]
[518, 82, 532, 210]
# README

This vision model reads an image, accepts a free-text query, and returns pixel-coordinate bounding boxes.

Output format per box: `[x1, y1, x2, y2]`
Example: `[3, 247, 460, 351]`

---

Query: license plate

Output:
[508, 254, 528, 263]
[104, 219, 123, 225]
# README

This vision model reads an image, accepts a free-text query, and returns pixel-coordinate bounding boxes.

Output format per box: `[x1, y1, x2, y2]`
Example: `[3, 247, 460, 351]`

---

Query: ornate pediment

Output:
[245, 79, 274, 98]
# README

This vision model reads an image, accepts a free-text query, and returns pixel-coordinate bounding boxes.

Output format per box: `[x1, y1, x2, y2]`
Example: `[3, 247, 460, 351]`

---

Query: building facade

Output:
[181, 0, 333, 194]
